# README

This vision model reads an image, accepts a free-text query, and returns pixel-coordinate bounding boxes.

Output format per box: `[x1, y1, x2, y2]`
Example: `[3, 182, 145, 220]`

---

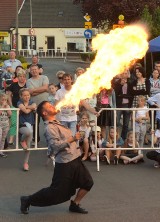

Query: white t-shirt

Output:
[79, 125, 91, 139]
[135, 106, 148, 125]
[55, 88, 77, 122]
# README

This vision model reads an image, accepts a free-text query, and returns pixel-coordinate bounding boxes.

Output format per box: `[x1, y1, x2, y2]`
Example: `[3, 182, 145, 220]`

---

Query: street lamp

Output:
[16, 0, 19, 55]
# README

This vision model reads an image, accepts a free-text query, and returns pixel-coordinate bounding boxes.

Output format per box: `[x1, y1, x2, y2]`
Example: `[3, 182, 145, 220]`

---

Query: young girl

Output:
[78, 112, 91, 161]
[135, 95, 149, 148]
[120, 131, 144, 164]
[48, 83, 56, 105]
[0, 93, 12, 157]
[89, 126, 105, 162]
[104, 126, 124, 165]
[17, 88, 37, 171]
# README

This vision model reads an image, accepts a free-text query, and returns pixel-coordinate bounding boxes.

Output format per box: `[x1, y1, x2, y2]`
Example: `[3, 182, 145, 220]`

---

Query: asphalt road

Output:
[0, 59, 160, 222]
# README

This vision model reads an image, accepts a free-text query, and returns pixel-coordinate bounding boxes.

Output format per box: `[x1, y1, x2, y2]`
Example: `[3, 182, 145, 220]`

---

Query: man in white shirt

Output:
[55, 73, 77, 136]
[3, 50, 22, 72]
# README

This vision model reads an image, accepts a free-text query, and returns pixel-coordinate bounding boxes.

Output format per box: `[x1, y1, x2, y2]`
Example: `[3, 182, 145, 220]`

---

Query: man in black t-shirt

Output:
[27, 55, 43, 78]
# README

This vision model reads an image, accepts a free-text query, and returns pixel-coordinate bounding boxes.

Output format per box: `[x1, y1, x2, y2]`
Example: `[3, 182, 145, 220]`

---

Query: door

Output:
[47, 37, 55, 56]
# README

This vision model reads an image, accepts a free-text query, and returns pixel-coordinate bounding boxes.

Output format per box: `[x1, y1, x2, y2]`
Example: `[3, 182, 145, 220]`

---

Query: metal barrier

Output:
[1, 107, 160, 171]
[0, 107, 47, 152]
[95, 107, 159, 171]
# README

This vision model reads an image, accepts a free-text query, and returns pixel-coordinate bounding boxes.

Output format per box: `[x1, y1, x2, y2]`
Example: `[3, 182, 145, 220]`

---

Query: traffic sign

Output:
[84, 29, 92, 39]
[113, 24, 125, 29]
[84, 13, 91, 21]
[85, 21, 92, 29]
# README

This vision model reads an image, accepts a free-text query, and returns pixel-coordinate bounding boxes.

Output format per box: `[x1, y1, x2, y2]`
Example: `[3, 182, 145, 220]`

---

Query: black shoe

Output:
[20, 196, 30, 214]
[114, 155, 118, 165]
[69, 200, 88, 214]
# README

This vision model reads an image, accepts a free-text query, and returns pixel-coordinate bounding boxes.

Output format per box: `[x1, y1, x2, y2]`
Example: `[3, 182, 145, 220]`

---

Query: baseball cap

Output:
[92, 126, 101, 132]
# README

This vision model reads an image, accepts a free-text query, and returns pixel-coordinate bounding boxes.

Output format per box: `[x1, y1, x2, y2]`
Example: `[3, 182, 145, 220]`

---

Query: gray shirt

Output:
[44, 120, 81, 163]
[26, 75, 49, 106]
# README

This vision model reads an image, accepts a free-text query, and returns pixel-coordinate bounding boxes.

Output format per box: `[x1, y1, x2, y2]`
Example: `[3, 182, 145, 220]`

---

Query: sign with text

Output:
[85, 22, 92, 29]
[0, 32, 8, 37]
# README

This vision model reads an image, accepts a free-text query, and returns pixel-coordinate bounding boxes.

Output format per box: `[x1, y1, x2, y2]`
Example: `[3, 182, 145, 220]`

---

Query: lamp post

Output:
[15, 0, 19, 55]
[30, 0, 33, 55]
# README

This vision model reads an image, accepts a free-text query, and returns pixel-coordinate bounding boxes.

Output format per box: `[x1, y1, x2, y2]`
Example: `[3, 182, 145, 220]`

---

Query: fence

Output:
[1, 107, 160, 171]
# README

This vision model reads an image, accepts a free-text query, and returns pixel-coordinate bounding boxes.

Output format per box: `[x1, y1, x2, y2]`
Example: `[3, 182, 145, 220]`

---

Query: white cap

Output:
[92, 126, 101, 132]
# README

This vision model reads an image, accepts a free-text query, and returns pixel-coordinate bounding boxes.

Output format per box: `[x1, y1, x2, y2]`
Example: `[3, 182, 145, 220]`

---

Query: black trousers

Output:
[29, 157, 93, 207]
[146, 151, 160, 163]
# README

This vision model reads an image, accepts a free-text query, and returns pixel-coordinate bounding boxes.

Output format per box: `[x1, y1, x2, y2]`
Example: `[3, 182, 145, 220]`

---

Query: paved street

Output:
[0, 59, 160, 222]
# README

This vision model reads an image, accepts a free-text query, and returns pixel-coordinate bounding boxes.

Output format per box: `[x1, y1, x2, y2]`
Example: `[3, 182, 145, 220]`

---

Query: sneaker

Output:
[20, 141, 28, 150]
[20, 196, 30, 214]
[104, 155, 110, 165]
[154, 162, 160, 168]
[114, 155, 119, 165]
[69, 200, 88, 214]
[23, 163, 29, 171]
[0, 152, 7, 158]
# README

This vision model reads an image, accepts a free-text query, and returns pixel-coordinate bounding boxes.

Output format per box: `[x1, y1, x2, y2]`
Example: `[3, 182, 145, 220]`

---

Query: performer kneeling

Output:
[20, 101, 93, 214]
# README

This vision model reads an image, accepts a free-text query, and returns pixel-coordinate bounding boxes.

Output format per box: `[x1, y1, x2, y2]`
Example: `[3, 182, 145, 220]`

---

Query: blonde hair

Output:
[108, 126, 120, 144]
[56, 70, 65, 77]
[0, 93, 8, 101]
[19, 88, 30, 97]
[17, 69, 26, 77]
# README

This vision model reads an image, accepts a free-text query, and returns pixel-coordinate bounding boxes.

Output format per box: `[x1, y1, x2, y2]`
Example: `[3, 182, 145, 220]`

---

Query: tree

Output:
[73, 0, 160, 27]
[152, 7, 160, 37]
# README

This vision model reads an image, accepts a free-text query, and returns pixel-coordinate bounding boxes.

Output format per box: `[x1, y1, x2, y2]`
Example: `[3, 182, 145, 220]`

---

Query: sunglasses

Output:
[58, 76, 63, 79]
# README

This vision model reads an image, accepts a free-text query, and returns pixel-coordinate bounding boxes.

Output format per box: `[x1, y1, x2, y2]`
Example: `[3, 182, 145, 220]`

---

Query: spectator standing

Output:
[27, 55, 43, 79]
[135, 96, 149, 148]
[113, 69, 133, 140]
[74, 67, 85, 82]
[97, 88, 116, 139]
[26, 64, 49, 144]
[149, 69, 160, 97]
[132, 67, 150, 108]
[78, 112, 91, 161]
[18, 88, 36, 171]
[6, 69, 26, 145]
[0, 93, 12, 157]
[3, 50, 22, 72]
[55, 70, 65, 90]
[55, 73, 77, 136]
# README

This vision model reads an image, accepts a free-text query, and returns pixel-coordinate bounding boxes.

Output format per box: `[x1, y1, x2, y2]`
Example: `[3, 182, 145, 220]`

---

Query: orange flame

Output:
[56, 25, 148, 111]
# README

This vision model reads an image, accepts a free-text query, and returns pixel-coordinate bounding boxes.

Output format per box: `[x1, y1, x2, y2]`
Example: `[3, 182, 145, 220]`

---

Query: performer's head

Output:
[37, 101, 57, 120]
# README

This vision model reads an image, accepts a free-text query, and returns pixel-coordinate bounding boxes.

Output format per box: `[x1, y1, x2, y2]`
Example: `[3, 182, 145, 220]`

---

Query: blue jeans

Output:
[117, 104, 131, 140]
[60, 121, 77, 136]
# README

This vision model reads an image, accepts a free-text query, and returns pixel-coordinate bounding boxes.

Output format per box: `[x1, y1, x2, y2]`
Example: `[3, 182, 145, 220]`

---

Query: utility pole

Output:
[16, 0, 19, 55]
[30, 0, 33, 56]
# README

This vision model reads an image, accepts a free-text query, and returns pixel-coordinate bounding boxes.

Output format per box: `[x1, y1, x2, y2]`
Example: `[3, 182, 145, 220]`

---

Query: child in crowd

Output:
[89, 126, 104, 162]
[78, 112, 91, 161]
[120, 131, 144, 164]
[135, 95, 149, 148]
[48, 83, 56, 105]
[2, 63, 14, 89]
[0, 93, 12, 157]
[146, 128, 160, 168]
[17, 88, 36, 171]
[103, 126, 124, 165]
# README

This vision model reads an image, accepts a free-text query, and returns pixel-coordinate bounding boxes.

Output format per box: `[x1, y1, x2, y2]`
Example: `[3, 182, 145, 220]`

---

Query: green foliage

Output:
[141, 5, 153, 29]
[152, 7, 160, 37]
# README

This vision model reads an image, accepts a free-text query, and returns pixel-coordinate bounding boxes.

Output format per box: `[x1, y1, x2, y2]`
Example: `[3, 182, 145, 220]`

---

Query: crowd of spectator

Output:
[1, 50, 160, 171]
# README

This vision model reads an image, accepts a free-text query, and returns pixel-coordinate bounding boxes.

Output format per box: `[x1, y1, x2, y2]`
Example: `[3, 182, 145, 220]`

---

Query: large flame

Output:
[56, 25, 148, 111]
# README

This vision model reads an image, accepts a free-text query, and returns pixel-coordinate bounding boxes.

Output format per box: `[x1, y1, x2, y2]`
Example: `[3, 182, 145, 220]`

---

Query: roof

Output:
[0, 0, 23, 31]
[18, 0, 84, 28]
